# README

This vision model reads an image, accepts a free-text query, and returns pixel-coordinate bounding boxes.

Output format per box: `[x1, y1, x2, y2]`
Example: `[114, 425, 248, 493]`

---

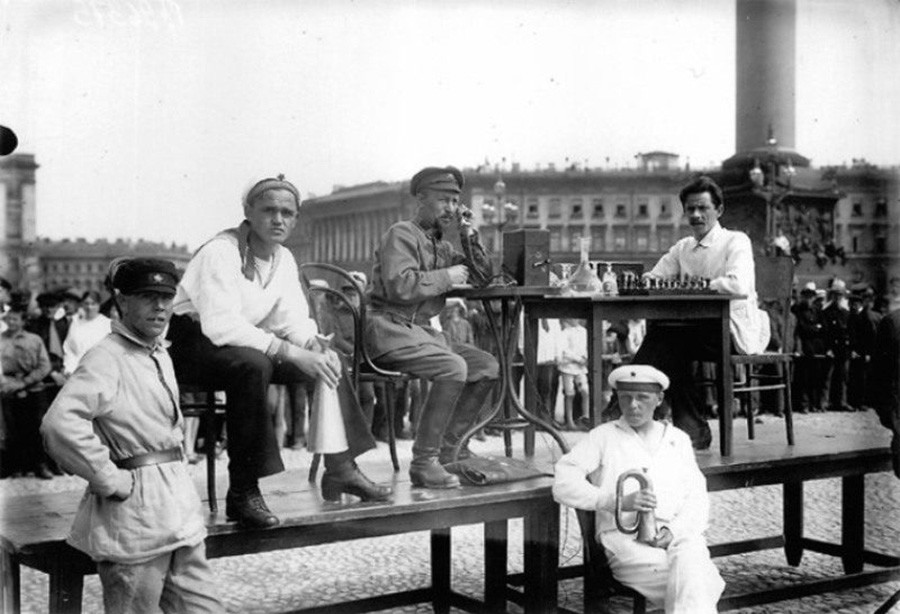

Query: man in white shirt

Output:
[624, 176, 770, 449]
[168, 175, 390, 529]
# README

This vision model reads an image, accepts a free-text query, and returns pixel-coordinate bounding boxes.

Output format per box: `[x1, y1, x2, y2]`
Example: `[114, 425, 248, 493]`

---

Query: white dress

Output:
[62, 314, 112, 374]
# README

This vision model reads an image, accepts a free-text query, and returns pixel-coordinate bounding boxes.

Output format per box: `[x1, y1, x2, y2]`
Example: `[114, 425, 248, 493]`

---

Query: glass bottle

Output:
[602, 263, 619, 297]
[566, 237, 603, 293]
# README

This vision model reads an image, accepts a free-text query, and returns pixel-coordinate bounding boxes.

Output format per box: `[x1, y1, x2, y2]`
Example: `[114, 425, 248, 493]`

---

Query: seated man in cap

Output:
[621, 176, 770, 449]
[554, 365, 724, 613]
[366, 166, 499, 489]
[41, 258, 224, 613]
[168, 175, 390, 529]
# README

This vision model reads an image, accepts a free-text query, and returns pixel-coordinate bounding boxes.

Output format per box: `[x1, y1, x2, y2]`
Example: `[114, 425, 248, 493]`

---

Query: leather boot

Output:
[410, 380, 466, 489]
[321, 460, 393, 502]
[439, 379, 495, 465]
[226, 483, 280, 529]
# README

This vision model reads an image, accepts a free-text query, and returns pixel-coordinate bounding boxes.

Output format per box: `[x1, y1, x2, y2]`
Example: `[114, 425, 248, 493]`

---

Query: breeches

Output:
[602, 531, 724, 614]
[375, 336, 499, 383]
[167, 315, 375, 482]
[97, 542, 224, 614]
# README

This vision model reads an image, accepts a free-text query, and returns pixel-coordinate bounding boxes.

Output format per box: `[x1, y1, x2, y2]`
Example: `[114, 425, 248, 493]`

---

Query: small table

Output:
[447, 285, 569, 458]
[521, 292, 740, 457]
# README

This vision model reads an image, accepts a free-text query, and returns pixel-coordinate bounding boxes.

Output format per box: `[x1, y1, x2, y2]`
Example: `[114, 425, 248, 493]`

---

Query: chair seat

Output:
[732, 351, 791, 365]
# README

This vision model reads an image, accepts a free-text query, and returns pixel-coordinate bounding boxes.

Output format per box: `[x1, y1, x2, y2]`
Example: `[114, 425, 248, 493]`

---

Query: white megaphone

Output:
[306, 334, 350, 454]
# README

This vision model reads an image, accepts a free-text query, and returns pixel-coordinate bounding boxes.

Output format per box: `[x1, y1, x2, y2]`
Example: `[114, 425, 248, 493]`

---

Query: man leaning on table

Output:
[41, 258, 224, 613]
[618, 175, 770, 450]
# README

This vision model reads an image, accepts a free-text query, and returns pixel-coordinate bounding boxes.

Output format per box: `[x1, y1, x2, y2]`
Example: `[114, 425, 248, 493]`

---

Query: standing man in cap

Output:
[366, 166, 498, 488]
[623, 176, 770, 449]
[792, 282, 826, 412]
[554, 364, 724, 613]
[847, 284, 881, 411]
[42, 258, 224, 613]
[821, 279, 852, 411]
[168, 175, 390, 529]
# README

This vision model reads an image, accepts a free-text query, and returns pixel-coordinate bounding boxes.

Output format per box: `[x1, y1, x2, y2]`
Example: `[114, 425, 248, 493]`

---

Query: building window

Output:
[568, 227, 582, 251]
[634, 227, 650, 251]
[548, 198, 562, 219]
[526, 198, 540, 219]
[875, 199, 887, 218]
[615, 203, 627, 218]
[875, 232, 887, 253]
[637, 200, 649, 218]
[851, 234, 860, 253]
[657, 227, 674, 251]
[549, 227, 562, 252]
[851, 202, 863, 217]
[592, 198, 604, 218]
[612, 227, 628, 252]
[659, 197, 672, 218]
[591, 227, 606, 252]
[570, 198, 583, 219]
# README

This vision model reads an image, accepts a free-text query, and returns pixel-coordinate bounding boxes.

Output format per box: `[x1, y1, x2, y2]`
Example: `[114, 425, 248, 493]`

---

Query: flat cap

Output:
[410, 166, 464, 196]
[800, 281, 817, 296]
[244, 174, 301, 208]
[111, 258, 179, 296]
[608, 364, 670, 392]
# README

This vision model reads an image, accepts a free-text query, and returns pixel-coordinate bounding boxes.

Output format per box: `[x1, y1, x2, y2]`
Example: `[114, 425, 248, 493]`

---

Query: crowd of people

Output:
[1, 171, 898, 613]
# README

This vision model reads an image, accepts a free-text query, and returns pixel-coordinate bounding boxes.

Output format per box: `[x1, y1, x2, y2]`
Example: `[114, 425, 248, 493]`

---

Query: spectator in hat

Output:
[168, 175, 389, 529]
[554, 364, 724, 613]
[847, 284, 881, 411]
[624, 176, 770, 449]
[366, 166, 498, 488]
[41, 258, 224, 613]
[791, 282, 826, 413]
[2, 303, 53, 479]
[26, 291, 70, 387]
[822, 279, 853, 411]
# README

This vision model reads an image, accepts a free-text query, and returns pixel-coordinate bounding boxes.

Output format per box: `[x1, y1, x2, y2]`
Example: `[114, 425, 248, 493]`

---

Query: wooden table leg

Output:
[431, 528, 451, 614]
[484, 519, 508, 611]
[589, 306, 604, 427]
[842, 475, 865, 574]
[48, 562, 84, 614]
[784, 481, 804, 566]
[718, 304, 734, 457]
[524, 500, 559, 613]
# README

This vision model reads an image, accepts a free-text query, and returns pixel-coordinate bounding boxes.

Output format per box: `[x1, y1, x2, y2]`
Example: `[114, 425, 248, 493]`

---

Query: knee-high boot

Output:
[439, 379, 495, 464]
[410, 379, 466, 488]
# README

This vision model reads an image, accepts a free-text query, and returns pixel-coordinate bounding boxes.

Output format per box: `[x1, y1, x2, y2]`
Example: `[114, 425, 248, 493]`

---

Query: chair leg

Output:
[308, 454, 321, 482]
[205, 394, 218, 514]
[385, 382, 400, 472]
[784, 361, 795, 445]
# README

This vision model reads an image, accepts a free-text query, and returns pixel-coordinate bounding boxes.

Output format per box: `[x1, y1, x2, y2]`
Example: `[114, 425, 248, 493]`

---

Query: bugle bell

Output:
[615, 467, 659, 545]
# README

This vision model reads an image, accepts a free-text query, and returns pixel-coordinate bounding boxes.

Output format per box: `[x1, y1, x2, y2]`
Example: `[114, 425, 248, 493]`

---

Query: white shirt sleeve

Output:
[553, 429, 615, 512]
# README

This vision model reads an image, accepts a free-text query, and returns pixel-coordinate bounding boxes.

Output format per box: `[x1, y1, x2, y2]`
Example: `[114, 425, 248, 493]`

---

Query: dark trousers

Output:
[792, 355, 824, 412]
[1, 390, 48, 475]
[167, 315, 375, 485]
[535, 364, 559, 420]
[826, 354, 849, 410]
[847, 356, 868, 409]
[631, 322, 727, 447]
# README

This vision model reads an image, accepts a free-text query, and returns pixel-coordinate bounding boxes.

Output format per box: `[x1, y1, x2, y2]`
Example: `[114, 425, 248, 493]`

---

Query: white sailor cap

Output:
[608, 364, 670, 392]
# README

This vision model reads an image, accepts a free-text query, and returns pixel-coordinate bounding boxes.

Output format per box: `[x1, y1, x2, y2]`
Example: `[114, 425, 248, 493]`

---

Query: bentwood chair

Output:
[298, 263, 409, 481]
[179, 385, 226, 513]
[576, 508, 647, 614]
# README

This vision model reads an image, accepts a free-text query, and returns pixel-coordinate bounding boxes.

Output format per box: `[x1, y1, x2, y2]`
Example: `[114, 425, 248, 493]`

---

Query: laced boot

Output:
[439, 379, 496, 465]
[409, 380, 466, 489]
[321, 460, 393, 502]
[225, 482, 280, 529]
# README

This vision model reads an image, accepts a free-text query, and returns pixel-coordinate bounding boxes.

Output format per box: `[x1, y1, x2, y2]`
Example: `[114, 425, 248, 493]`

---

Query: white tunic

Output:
[553, 418, 725, 613]
[62, 313, 112, 374]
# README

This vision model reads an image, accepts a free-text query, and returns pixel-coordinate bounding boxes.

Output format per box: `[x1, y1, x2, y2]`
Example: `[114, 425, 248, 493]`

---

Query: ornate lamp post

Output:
[482, 175, 519, 257]
[748, 133, 796, 255]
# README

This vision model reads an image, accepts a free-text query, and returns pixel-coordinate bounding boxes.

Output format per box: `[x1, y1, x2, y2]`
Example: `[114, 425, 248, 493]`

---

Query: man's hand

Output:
[651, 526, 673, 550]
[1, 379, 25, 395]
[620, 489, 657, 513]
[280, 344, 342, 388]
[447, 265, 470, 285]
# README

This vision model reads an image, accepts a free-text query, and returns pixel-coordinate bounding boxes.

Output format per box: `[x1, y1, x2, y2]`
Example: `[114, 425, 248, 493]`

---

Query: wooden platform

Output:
[0, 471, 559, 614]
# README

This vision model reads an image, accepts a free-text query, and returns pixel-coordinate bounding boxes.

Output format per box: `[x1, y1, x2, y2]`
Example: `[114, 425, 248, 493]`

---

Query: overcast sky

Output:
[2, 0, 899, 249]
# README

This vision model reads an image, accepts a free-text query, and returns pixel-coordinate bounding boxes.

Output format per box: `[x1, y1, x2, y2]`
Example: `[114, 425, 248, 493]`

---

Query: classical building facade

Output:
[1, 153, 39, 295]
[290, 154, 899, 294]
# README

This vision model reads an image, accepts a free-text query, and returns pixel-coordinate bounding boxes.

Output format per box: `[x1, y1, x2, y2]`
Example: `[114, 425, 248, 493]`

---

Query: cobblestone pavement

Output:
[3, 411, 899, 613]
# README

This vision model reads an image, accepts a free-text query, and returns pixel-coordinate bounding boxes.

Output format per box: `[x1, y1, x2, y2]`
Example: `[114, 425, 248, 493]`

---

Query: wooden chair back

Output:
[754, 255, 794, 353]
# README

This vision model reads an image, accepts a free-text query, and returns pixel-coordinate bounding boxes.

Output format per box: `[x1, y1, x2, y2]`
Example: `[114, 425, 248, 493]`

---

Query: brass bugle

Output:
[615, 467, 659, 544]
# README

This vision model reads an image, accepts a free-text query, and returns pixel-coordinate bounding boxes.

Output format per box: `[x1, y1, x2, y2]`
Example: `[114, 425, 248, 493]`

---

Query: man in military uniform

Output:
[366, 166, 499, 489]
[821, 280, 852, 411]
[792, 283, 826, 413]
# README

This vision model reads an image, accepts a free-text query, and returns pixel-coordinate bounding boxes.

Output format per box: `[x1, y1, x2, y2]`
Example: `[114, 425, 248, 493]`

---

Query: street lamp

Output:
[482, 175, 519, 256]
[748, 133, 795, 254]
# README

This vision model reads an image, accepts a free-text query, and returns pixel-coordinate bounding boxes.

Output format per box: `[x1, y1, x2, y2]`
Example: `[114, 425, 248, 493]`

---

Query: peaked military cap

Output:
[410, 166, 464, 196]
[111, 258, 179, 296]
[608, 364, 670, 392]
